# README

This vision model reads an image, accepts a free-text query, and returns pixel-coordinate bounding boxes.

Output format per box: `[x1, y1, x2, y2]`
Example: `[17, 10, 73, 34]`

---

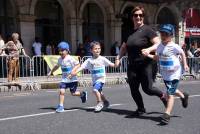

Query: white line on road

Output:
[0, 103, 123, 122]
[175, 94, 200, 99]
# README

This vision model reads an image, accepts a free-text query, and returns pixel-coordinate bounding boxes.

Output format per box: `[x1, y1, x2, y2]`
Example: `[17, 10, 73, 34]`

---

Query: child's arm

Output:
[68, 64, 81, 78]
[48, 64, 59, 76]
[70, 59, 89, 77]
[180, 51, 189, 72]
[147, 53, 158, 61]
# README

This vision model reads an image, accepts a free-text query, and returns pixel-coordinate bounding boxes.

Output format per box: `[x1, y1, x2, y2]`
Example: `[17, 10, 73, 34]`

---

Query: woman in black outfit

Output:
[116, 6, 167, 115]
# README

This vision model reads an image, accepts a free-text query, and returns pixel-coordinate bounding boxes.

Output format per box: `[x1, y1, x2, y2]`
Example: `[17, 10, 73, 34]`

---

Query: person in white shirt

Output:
[70, 41, 118, 112]
[48, 41, 87, 113]
[0, 34, 6, 56]
[32, 37, 42, 56]
[145, 24, 189, 124]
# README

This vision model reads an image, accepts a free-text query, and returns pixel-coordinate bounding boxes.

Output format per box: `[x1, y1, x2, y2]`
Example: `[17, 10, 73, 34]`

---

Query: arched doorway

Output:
[82, 3, 104, 43]
[0, 0, 17, 40]
[35, 0, 64, 48]
[121, 6, 134, 43]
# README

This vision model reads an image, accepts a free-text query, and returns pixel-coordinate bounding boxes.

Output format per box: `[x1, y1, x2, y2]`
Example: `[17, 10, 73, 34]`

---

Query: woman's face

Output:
[132, 10, 144, 27]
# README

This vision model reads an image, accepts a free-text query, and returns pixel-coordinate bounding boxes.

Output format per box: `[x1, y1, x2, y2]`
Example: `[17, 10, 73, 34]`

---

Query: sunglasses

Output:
[133, 14, 144, 18]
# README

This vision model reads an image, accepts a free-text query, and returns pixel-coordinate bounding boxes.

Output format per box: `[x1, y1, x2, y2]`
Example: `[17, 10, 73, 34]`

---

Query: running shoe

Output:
[181, 92, 189, 108]
[56, 105, 64, 113]
[103, 100, 110, 110]
[94, 102, 104, 113]
[80, 91, 87, 103]
[160, 113, 170, 124]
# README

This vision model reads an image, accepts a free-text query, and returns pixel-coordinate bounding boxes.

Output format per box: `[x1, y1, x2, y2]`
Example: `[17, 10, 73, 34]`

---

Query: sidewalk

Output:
[0, 73, 198, 92]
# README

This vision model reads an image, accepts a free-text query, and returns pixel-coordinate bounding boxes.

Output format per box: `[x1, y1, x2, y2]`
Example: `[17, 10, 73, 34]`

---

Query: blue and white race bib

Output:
[91, 67, 105, 78]
[159, 56, 175, 71]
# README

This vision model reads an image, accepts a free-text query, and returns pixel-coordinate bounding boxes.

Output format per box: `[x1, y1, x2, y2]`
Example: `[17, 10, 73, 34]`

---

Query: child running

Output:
[70, 41, 118, 112]
[144, 24, 189, 124]
[48, 41, 87, 113]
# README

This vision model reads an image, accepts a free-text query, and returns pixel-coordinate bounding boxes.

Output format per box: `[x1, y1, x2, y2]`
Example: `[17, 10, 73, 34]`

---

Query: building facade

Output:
[0, 0, 200, 55]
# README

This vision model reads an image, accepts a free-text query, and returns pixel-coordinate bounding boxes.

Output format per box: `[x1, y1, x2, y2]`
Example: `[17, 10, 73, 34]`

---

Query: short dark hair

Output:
[131, 6, 145, 17]
[90, 41, 101, 49]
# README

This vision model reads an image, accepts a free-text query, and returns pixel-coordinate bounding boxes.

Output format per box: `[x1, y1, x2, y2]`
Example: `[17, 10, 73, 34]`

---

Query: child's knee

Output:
[60, 89, 65, 95]
[93, 89, 102, 94]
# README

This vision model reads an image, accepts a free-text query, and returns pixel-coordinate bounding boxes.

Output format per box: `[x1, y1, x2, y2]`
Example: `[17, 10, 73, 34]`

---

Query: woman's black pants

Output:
[127, 62, 163, 110]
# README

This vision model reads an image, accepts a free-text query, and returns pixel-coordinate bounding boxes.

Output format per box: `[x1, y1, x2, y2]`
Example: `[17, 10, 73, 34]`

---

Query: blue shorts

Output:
[93, 82, 104, 92]
[164, 79, 179, 95]
[59, 82, 78, 93]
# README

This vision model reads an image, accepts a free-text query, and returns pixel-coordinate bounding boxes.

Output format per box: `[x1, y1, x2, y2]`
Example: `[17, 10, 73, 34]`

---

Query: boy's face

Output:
[91, 45, 101, 57]
[59, 49, 68, 58]
[160, 32, 172, 43]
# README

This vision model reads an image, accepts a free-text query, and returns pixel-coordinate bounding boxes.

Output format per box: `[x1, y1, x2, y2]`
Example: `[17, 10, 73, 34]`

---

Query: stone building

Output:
[0, 0, 200, 55]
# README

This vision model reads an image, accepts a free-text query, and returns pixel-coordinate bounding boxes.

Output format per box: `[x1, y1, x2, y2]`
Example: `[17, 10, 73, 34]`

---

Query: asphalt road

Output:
[0, 80, 200, 134]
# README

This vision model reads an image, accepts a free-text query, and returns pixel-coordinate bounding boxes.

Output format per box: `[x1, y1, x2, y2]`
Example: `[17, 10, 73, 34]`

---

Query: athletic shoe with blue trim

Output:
[56, 105, 64, 113]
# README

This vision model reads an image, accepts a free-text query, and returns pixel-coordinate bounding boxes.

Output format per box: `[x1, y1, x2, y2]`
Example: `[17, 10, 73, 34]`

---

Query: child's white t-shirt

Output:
[58, 55, 79, 83]
[157, 42, 184, 81]
[80, 56, 113, 84]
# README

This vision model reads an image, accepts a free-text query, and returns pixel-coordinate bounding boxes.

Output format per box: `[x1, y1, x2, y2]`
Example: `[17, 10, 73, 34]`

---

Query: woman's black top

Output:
[126, 24, 157, 66]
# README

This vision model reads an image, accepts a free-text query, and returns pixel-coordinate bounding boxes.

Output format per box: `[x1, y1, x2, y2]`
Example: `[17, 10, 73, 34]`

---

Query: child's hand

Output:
[67, 74, 72, 79]
[184, 65, 189, 72]
[141, 48, 150, 56]
[115, 59, 121, 67]
[47, 71, 52, 77]
[68, 72, 76, 79]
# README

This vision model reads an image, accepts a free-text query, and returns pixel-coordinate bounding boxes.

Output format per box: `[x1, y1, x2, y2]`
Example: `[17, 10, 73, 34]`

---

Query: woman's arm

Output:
[142, 36, 160, 56]
[115, 42, 127, 67]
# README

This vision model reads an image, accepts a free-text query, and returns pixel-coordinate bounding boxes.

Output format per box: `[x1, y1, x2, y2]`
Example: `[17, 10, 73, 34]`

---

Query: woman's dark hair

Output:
[131, 6, 145, 17]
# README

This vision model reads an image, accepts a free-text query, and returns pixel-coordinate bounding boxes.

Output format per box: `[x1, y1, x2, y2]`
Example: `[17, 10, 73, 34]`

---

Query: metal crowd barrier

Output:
[0, 55, 200, 92]
[0, 55, 39, 91]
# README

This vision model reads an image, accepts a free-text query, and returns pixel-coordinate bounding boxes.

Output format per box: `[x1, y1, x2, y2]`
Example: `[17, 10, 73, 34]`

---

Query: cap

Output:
[57, 41, 70, 50]
[159, 24, 174, 35]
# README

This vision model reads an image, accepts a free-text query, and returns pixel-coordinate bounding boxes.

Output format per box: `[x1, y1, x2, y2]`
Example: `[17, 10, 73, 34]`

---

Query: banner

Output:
[43, 55, 81, 76]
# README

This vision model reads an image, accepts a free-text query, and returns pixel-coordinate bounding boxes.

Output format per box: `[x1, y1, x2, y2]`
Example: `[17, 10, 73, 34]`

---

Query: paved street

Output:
[0, 80, 200, 134]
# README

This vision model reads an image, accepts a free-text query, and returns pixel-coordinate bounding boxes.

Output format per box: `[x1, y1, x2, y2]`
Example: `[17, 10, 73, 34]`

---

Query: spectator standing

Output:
[76, 43, 86, 58]
[46, 42, 53, 55]
[32, 37, 42, 56]
[84, 36, 92, 56]
[110, 41, 120, 56]
[0, 34, 6, 55]
[6, 33, 27, 82]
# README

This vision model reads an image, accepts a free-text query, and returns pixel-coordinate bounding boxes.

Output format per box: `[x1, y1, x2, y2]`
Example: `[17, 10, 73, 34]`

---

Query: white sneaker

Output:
[94, 102, 104, 112]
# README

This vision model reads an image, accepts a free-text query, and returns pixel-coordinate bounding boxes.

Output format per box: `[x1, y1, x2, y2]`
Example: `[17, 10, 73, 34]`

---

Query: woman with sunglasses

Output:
[116, 6, 167, 116]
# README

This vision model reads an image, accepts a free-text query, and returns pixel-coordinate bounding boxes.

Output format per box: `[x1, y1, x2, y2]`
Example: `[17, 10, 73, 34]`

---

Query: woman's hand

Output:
[141, 48, 150, 56]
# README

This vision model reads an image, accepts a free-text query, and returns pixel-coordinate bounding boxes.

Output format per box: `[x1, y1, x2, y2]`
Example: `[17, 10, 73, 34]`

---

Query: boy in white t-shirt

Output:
[146, 24, 189, 124]
[70, 41, 118, 112]
[48, 41, 87, 113]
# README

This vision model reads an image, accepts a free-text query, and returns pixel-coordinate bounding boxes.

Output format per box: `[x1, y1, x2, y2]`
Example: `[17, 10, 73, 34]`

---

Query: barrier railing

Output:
[0, 55, 200, 91]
